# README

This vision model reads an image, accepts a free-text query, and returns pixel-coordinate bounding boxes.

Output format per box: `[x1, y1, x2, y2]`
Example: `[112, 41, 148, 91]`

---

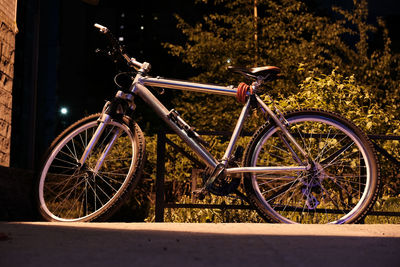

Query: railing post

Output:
[155, 130, 166, 222]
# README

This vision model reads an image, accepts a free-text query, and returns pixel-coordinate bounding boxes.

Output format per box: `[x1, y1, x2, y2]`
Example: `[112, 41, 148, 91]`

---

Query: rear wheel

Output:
[243, 109, 380, 224]
[37, 114, 145, 222]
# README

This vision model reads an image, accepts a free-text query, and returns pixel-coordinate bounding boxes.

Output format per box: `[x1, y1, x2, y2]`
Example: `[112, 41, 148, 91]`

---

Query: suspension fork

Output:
[79, 92, 133, 172]
[79, 112, 112, 167]
[92, 127, 122, 174]
[255, 95, 310, 165]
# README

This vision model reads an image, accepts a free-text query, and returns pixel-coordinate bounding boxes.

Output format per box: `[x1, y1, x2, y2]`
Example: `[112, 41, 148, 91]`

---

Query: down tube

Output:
[134, 83, 219, 169]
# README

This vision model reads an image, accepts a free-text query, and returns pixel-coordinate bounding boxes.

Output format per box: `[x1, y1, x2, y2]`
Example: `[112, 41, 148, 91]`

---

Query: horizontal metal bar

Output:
[372, 141, 400, 166]
[165, 203, 400, 217]
[272, 205, 400, 217]
[164, 203, 400, 217]
[164, 203, 254, 210]
[367, 211, 400, 216]
[226, 166, 308, 174]
[141, 76, 237, 96]
[368, 134, 400, 140]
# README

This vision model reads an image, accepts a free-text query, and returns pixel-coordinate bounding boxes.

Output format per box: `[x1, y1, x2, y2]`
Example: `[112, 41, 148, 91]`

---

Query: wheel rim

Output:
[251, 115, 374, 224]
[39, 120, 137, 221]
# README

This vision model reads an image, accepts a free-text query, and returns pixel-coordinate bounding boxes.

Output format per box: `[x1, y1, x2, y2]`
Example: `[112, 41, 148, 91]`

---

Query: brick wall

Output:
[0, 0, 18, 167]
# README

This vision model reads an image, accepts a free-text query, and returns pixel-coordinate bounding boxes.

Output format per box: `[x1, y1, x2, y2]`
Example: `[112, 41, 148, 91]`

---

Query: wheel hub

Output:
[301, 162, 326, 209]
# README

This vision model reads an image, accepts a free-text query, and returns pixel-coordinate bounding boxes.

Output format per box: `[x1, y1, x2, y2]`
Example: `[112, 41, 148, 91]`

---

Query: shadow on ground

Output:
[1, 223, 399, 267]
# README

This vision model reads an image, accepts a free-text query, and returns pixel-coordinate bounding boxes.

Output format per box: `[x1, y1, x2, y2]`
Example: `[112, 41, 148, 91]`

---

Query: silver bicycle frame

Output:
[131, 74, 309, 174]
[80, 74, 308, 174]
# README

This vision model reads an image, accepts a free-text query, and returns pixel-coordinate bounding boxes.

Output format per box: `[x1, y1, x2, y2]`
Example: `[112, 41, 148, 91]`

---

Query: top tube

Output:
[140, 76, 237, 97]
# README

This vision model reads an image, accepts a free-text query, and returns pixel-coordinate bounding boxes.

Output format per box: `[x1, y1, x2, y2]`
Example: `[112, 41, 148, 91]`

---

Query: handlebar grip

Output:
[94, 23, 109, 33]
[94, 23, 119, 48]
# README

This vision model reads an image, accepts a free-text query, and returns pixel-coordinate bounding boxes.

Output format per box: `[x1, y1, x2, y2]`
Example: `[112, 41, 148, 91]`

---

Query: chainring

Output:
[203, 164, 241, 196]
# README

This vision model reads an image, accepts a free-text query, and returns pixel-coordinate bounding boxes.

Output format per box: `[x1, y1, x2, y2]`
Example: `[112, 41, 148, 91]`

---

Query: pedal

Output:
[204, 163, 225, 189]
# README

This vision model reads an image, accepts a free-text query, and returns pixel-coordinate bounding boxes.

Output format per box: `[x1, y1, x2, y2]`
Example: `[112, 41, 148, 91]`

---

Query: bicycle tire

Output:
[243, 109, 380, 224]
[37, 113, 146, 222]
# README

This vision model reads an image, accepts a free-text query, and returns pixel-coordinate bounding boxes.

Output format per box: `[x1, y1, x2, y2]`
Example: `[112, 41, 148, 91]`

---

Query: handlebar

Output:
[94, 23, 108, 33]
[94, 23, 149, 72]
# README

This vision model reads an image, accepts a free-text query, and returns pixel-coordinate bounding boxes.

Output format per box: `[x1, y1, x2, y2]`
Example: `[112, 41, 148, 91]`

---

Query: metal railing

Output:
[155, 130, 400, 222]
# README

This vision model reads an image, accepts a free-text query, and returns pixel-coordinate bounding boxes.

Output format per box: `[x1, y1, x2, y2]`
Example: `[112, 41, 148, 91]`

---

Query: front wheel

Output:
[243, 109, 380, 224]
[37, 114, 145, 222]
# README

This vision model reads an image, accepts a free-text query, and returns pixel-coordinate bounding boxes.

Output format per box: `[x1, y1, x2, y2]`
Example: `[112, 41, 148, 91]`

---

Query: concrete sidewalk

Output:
[1, 222, 399, 267]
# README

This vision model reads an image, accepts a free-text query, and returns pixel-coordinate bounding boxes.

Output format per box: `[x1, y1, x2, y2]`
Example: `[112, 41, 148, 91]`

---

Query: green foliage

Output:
[115, 0, 400, 223]
[145, 195, 262, 223]
[271, 69, 400, 201]
[165, 0, 399, 131]
[274, 68, 400, 134]
[366, 196, 400, 224]
[190, 1, 397, 82]
[139, 133, 261, 223]
[114, 70, 400, 223]
[158, 0, 400, 223]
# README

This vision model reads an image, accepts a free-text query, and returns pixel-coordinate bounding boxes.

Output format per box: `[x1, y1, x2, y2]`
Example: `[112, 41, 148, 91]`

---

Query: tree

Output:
[165, 0, 399, 132]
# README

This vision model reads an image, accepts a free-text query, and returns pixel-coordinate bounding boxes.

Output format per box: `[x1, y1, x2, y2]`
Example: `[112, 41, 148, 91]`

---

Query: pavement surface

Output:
[1, 222, 400, 267]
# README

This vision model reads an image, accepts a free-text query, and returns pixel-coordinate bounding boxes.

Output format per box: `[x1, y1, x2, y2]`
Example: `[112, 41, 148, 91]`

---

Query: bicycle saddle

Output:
[228, 66, 281, 81]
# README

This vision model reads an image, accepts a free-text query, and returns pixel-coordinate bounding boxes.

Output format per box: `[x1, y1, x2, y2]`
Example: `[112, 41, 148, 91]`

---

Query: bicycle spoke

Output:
[53, 156, 80, 167]
[94, 173, 121, 193]
[97, 170, 129, 178]
[63, 143, 80, 162]
[51, 178, 86, 216]
[59, 149, 80, 163]
[319, 141, 355, 165]
[246, 111, 378, 223]
[86, 178, 105, 207]
[266, 181, 303, 204]
[38, 117, 143, 221]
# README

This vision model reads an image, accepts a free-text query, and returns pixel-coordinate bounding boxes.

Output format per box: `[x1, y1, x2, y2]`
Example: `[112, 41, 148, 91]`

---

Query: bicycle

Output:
[36, 23, 380, 224]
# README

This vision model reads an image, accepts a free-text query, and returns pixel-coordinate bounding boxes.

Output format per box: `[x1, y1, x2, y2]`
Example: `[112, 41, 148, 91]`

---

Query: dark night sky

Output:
[57, 0, 202, 124]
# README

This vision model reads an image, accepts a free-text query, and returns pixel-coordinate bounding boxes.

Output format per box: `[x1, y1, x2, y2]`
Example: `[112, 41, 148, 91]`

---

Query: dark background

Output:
[11, 0, 400, 170]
